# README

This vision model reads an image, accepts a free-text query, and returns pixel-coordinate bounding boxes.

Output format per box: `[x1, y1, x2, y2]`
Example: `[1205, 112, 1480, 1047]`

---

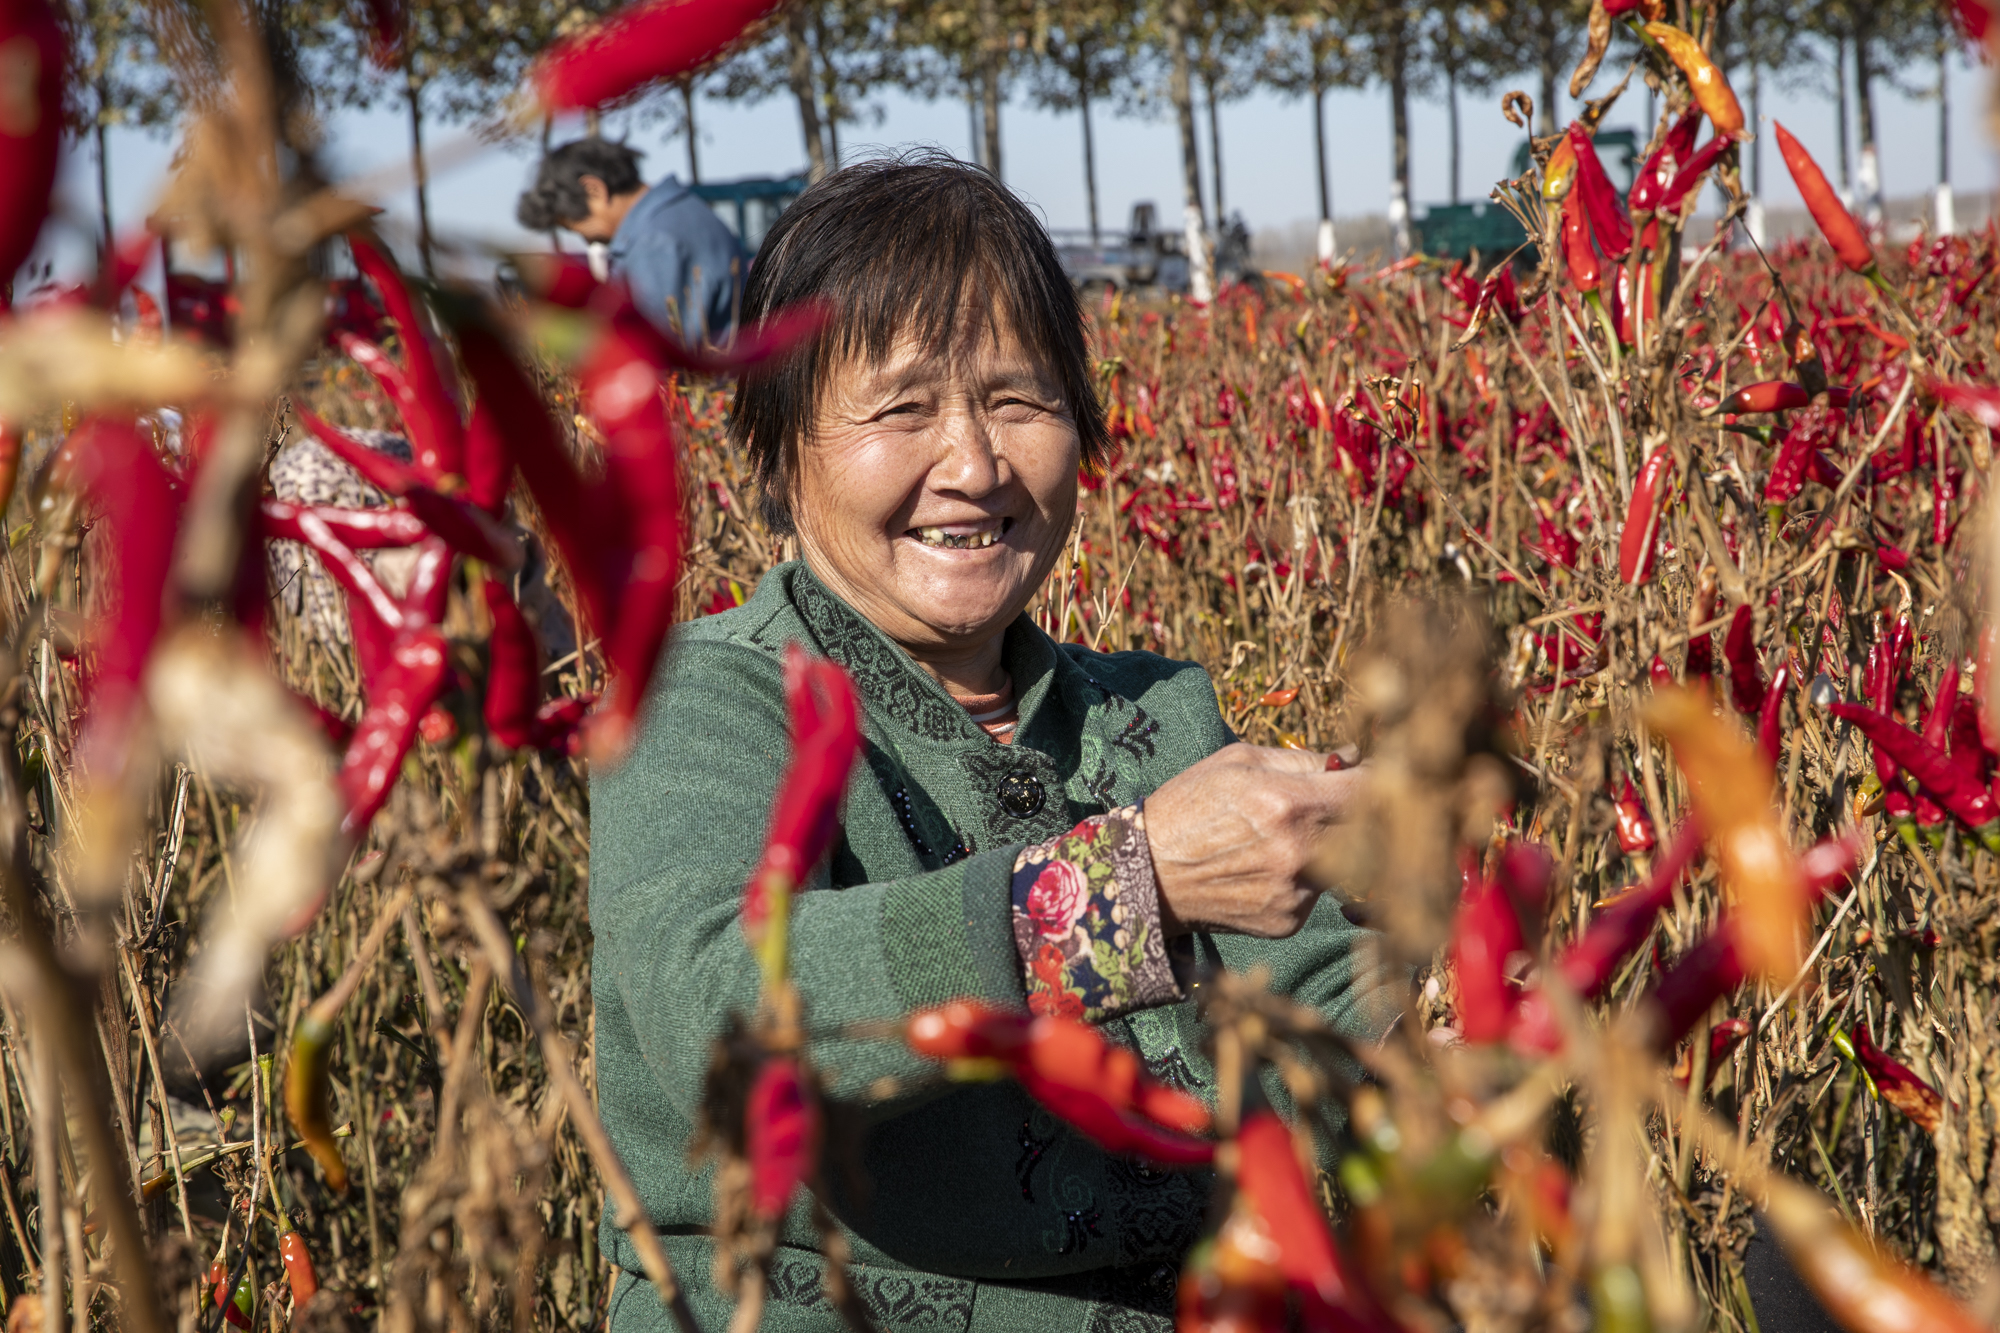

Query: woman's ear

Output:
[580, 175, 611, 210]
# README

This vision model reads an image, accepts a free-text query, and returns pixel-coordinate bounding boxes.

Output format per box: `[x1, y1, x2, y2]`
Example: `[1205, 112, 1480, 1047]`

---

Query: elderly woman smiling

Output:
[591, 153, 1400, 1333]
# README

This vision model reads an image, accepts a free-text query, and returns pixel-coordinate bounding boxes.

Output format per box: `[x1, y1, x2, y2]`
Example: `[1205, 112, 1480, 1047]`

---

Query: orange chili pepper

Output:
[1759, 1171, 1986, 1333]
[1542, 133, 1579, 202]
[1644, 687, 1810, 981]
[283, 1012, 349, 1193]
[906, 1000, 1214, 1163]
[279, 1231, 319, 1304]
[1774, 122, 1875, 274]
[1235, 1110, 1398, 1330]
[1644, 22, 1746, 139]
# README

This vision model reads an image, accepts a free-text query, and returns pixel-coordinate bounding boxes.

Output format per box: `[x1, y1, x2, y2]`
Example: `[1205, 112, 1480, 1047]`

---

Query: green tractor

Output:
[1412, 129, 1642, 264]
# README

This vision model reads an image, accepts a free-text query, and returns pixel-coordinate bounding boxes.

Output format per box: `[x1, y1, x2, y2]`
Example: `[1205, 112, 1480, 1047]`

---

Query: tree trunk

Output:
[1312, 55, 1329, 224]
[94, 110, 112, 257]
[1938, 40, 1955, 235]
[978, 0, 1003, 179]
[1165, 0, 1210, 301]
[1389, 20, 1412, 256]
[405, 66, 434, 277]
[681, 78, 700, 184]
[1535, 11, 1558, 135]
[784, 10, 828, 181]
[967, 89, 981, 167]
[1204, 68, 1224, 224]
[1833, 33, 1851, 200]
[1447, 65, 1461, 206]
[1746, 63, 1765, 247]
[813, 14, 841, 170]
[1852, 16, 1881, 225]
[1748, 64, 1761, 195]
[1077, 51, 1100, 243]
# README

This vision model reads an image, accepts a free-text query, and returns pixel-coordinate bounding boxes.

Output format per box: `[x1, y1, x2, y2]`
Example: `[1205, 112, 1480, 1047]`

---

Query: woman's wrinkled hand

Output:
[1145, 742, 1367, 939]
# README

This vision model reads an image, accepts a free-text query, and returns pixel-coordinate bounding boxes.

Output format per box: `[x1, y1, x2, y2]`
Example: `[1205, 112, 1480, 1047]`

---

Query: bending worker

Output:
[517, 137, 745, 345]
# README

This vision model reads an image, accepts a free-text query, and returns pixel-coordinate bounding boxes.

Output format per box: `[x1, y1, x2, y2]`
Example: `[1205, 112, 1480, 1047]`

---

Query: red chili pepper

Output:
[530, 0, 782, 112]
[1656, 132, 1734, 217]
[346, 235, 465, 480]
[1924, 659, 1960, 758]
[1235, 1110, 1394, 1331]
[1723, 605, 1766, 716]
[1774, 122, 1876, 274]
[1715, 381, 1812, 416]
[1567, 124, 1632, 260]
[577, 322, 687, 761]
[1675, 1016, 1752, 1086]
[1846, 1023, 1944, 1134]
[1827, 703, 2000, 850]
[479, 575, 585, 753]
[1613, 778, 1656, 854]
[1556, 819, 1701, 1000]
[906, 1001, 1214, 1163]
[746, 1056, 817, 1219]
[359, 0, 403, 69]
[1644, 22, 1746, 138]
[1685, 567, 1719, 681]
[0, 0, 64, 308]
[1628, 109, 1703, 213]
[741, 648, 862, 979]
[259, 504, 408, 684]
[1647, 923, 1747, 1050]
[290, 405, 517, 569]
[1799, 831, 1863, 902]
[259, 498, 429, 550]
[1451, 858, 1525, 1043]
[1618, 446, 1672, 584]
[1560, 192, 1601, 292]
[57, 419, 184, 721]
[279, 1231, 320, 1303]
[208, 1260, 254, 1329]
[1757, 664, 1790, 766]
[339, 628, 451, 837]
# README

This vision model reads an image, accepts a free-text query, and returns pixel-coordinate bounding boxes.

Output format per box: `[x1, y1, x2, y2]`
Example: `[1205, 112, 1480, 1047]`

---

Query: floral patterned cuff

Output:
[1010, 803, 1183, 1022]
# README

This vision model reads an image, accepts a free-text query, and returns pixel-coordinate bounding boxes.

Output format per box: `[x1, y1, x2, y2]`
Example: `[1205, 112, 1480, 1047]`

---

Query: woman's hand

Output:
[1145, 743, 1367, 939]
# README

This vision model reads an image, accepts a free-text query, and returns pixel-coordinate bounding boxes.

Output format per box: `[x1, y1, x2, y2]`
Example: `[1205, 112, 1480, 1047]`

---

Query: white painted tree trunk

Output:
[1184, 204, 1213, 303]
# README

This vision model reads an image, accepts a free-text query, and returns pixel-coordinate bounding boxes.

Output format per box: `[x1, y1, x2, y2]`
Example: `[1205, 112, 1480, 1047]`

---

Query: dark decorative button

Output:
[999, 772, 1045, 819]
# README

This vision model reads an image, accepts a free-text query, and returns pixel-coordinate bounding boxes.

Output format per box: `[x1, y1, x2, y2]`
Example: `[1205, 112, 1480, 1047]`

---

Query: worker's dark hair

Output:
[729, 150, 1106, 536]
[515, 138, 646, 231]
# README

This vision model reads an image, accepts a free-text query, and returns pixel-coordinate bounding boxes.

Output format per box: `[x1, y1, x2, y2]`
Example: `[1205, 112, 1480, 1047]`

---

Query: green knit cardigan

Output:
[590, 562, 1403, 1333]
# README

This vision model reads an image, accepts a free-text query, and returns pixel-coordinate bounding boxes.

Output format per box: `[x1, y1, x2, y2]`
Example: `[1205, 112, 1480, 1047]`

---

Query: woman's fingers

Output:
[1146, 755, 1373, 939]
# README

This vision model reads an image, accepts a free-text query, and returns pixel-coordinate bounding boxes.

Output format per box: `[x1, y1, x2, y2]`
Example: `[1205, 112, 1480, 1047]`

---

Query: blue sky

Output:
[30, 34, 1997, 280]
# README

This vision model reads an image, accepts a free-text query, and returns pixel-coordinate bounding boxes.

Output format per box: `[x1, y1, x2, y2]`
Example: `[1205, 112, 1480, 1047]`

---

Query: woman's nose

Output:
[929, 401, 1004, 496]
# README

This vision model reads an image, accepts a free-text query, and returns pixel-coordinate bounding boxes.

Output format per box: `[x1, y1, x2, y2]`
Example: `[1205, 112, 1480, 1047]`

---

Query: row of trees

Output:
[54, 0, 1972, 287]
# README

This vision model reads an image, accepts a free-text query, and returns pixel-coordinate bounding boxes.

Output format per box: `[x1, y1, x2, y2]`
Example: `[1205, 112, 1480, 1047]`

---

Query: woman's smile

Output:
[905, 516, 1014, 551]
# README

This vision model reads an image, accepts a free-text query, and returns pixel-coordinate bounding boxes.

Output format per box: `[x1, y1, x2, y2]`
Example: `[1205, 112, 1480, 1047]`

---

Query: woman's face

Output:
[790, 315, 1080, 663]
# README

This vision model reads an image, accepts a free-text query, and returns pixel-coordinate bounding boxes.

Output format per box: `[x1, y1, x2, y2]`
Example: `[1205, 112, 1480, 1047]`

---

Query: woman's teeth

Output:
[915, 526, 1001, 550]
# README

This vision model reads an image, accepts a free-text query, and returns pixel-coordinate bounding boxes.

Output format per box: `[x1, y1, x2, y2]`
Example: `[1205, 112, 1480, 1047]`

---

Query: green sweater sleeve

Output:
[589, 639, 1025, 1113]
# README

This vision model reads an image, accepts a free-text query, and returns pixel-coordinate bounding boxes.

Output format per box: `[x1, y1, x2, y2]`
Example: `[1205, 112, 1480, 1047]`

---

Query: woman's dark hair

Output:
[516, 138, 646, 231]
[728, 150, 1107, 535]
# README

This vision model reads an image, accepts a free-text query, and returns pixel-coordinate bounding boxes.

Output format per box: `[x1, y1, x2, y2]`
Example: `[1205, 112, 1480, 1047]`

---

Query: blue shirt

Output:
[607, 176, 746, 346]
